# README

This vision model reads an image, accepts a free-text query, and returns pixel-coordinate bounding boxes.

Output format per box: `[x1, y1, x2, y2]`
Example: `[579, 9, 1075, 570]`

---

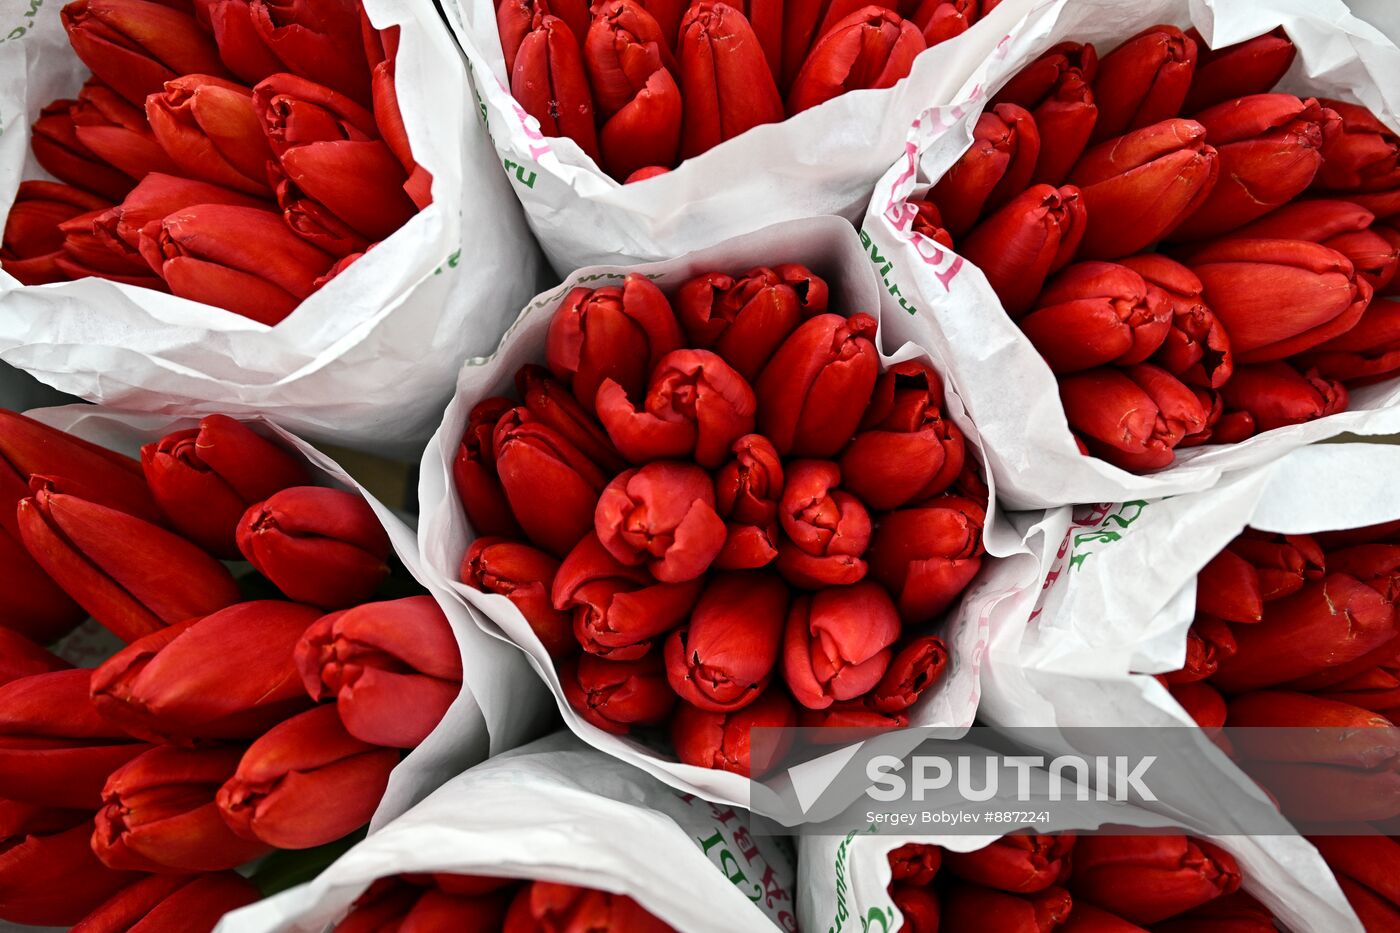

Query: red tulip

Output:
[941, 885, 1072, 932]
[797, 701, 908, 734]
[1231, 199, 1400, 290]
[756, 312, 880, 457]
[560, 652, 675, 734]
[334, 877, 512, 933]
[891, 883, 941, 933]
[517, 365, 627, 475]
[674, 265, 826, 381]
[462, 537, 574, 660]
[1058, 903, 1147, 931]
[296, 596, 463, 748]
[237, 486, 391, 608]
[678, 1, 784, 158]
[0, 815, 143, 926]
[943, 835, 1074, 893]
[787, 7, 924, 115]
[61, 0, 229, 106]
[1313, 100, 1400, 194]
[1335, 877, 1400, 933]
[1020, 261, 1173, 372]
[272, 134, 416, 257]
[453, 397, 524, 539]
[1315, 660, 1400, 712]
[69, 79, 179, 182]
[0, 630, 69, 688]
[70, 871, 260, 933]
[92, 173, 268, 268]
[991, 41, 1098, 185]
[1120, 254, 1232, 388]
[499, 0, 556, 75]
[217, 704, 399, 849]
[252, 72, 378, 158]
[145, 75, 274, 197]
[201, 0, 283, 85]
[584, 0, 681, 180]
[1151, 891, 1276, 933]
[783, 581, 901, 709]
[248, 0, 372, 105]
[960, 184, 1086, 318]
[0, 669, 151, 809]
[18, 485, 240, 643]
[1067, 119, 1218, 259]
[1300, 298, 1400, 384]
[596, 350, 756, 468]
[774, 459, 871, 588]
[1227, 530, 1324, 601]
[1060, 365, 1206, 471]
[1161, 615, 1235, 684]
[366, 35, 432, 210]
[1195, 548, 1263, 624]
[911, 198, 954, 248]
[868, 494, 985, 624]
[1090, 25, 1196, 143]
[508, 881, 675, 932]
[55, 206, 168, 288]
[29, 100, 136, 203]
[861, 635, 948, 713]
[553, 533, 702, 658]
[839, 360, 963, 510]
[512, 14, 602, 163]
[1070, 835, 1240, 925]
[1167, 680, 1227, 731]
[594, 461, 726, 582]
[779, 0, 895, 92]
[1171, 95, 1339, 240]
[1182, 28, 1295, 115]
[670, 685, 795, 776]
[664, 571, 788, 711]
[93, 744, 269, 872]
[141, 414, 310, 558]
[0, 182, 109, 285]
[92, 601, 321, 744]
[910, 0, 976, 46]
[714, 434, 784, 570]
[929, 103, 1040, 236]
[139, 203, 335, 324]
[1310, 834, 1400, 931]
[888, 841, 942, 884]
[1219, 362, 1347, 434]
[546, 273, 684, 416]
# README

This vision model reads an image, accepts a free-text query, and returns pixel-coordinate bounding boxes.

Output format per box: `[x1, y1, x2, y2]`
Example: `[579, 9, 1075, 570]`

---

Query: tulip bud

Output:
[1219, 362, 1348, 433]
[756, 312, 880, 457]
[1153, 891, 1277, 933]
[96, 172, 269, 262]
[462, 537, 575, 660]
[513, 14, 602, 164]
[18, 486, 240, 643]
[252, 72, 379, 159]
[1161, 615, 1236, 684]
[960, 184, 1086, 317]
[516, 366, 627, 474]
[1233, 200, 1400, 292]
[139, 203, 335, 324]
[868, 494, 985, 624]
[992, 41, 1099, 184]
[140, 414, 310, 558]
[0, 630, 69, 688]
[1168, 680, 1227, 731]
[891, 883, 940, 933]
[70, 79, 178, 182]
[584, 1, 681, 179]
[70, 870, 260, 933]
[55, 205, 169, 288]
[675, 266, 825, 381]
[561, 652, 675, 734]
[249, 0, 373, 105]
[238, 486, 391, 609]
[0, 669, 152, 809]
[61, 0, 229, 106]
[93, 744, 270, 872]
[1070, 835, 1240, 925]
[1021, 261, 1173, 372]
[1, 182, 110, 285]
[1061, 365, 1205, 471]
[595, 462, 725, 583]
[910, 0, 976, 46]
[944, 835, 1074, 893]
[783, 581, 901, 709]
[889, 841, 942, 884]
[797, 701, 908, 735]
[1314, 660, 1400, 712]
[671, 685, 796, 776]
[909, 197, 954, 248]
[1171, 95, 1340, 240]
[201, 0, 282, 85]
[1328, 544, 1400, 602]
[678, 2, 784, 158]
[838, 360, 964, 509]
[509, 881, 676, 932]
[861, 635, 948, 714]
[1195, 547, 1263, 623]
[92, 600, 321, 744]
[664, 571, 788, 711]
[453, 397, 524, 539]
[271, 134, 417, 257]
[942, 884, 1073, 932]
[714, 434, 784, 570]
[296, 596, 463, 748]
[1300, 297, 1400, 383]
[1310, 834, 1400, 933]
[1312, 100, 1400, 195]
[787, 8, 924, 115]
[1182, 28, 1296, 114]
[1227, 530, 1324, 601]
[145, 75, 275, 197]
[546, 274, 684, 416]
[498, 0, 548, 75]
[553, 533, 702, 657]
[774, 459, 871, 588]
[929, 103, 1041, 236]
[596, 350, 756, 467]
[1068, 119, 1219, 259]
[29, 100, 136, 203]
[217, 704, 399, 849]
[1120, 254, 1232, 388]
[1090, 25, 1196, 143]
[0, 814, 143, 926]
[367, 49, 433, 211]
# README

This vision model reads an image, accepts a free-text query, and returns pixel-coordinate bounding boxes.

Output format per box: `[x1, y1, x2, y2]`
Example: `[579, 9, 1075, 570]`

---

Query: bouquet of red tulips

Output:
[213, 733, 796, 933]
[861, 0, 1400, 507]
[0, 408, 526, 930]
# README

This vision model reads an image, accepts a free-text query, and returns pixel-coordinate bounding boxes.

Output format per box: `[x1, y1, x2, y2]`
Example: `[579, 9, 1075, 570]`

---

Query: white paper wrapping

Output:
[415, 215, 1052, 809]
[859, 0, 1400, 508]
[0, 0, 546, 457]
[216, 732, 797, 933]
[437, 0, 1062, 273]
[22, 405, 554, 831]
